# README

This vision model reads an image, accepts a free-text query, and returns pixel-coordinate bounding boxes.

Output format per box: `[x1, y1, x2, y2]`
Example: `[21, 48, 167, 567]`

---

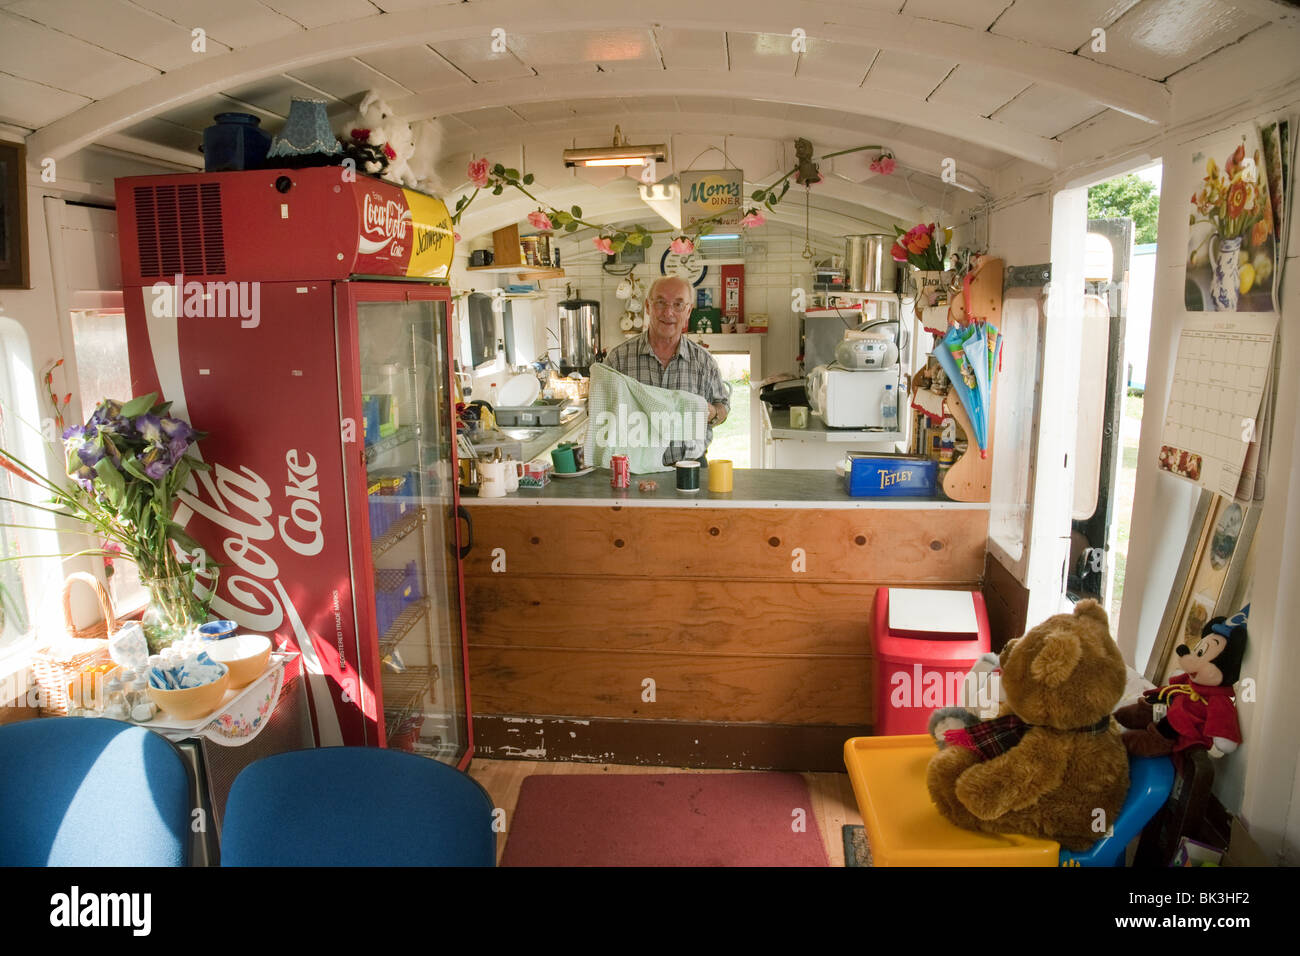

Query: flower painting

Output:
[1185, 125, 1282, 312]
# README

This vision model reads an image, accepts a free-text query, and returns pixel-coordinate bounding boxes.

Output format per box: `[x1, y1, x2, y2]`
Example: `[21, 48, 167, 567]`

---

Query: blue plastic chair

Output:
[221, 747, 496, 866]
[1058, 755, 1175, 866]
[0, 717, 192, 866]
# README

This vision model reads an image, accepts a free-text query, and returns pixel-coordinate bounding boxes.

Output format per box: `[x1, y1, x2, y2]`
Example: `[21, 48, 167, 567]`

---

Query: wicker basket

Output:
[30, 572, 119, 716]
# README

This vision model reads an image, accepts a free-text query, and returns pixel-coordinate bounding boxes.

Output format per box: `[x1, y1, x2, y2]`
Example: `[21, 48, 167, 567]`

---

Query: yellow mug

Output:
[708, 459, 734, 493]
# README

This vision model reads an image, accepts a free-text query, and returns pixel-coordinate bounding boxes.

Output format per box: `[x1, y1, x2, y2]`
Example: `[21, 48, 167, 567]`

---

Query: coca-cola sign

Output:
[357, 191, 411, 257]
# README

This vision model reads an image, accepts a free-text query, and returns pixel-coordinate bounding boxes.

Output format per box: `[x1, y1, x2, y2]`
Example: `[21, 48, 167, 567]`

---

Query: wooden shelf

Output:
[465, 264, 565, 279]
[466, 224, 564, 278]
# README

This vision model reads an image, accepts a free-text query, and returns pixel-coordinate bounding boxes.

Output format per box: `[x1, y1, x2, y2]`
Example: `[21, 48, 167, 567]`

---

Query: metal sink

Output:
[500, 427, 545, 441]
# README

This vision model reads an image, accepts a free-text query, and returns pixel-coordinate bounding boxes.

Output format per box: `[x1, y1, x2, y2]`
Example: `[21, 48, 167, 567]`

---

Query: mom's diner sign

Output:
[680, 169, 743, 228]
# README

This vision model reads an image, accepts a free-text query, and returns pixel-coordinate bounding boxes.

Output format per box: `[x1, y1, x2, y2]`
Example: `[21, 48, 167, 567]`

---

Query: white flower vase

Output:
[1210, 235, 1242, 312]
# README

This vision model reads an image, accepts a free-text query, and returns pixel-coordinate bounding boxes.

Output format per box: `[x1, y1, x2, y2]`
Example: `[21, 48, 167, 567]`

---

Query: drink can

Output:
[610, 455, 630, 488]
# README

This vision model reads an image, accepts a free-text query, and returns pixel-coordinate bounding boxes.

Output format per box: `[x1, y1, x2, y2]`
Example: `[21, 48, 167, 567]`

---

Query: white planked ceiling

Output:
[2, 0, 1295, 226]
[1072, 0, 1268, 80]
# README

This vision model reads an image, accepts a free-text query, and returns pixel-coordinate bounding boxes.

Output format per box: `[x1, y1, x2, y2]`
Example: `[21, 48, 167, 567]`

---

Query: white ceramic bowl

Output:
[202, 635, 272, 689]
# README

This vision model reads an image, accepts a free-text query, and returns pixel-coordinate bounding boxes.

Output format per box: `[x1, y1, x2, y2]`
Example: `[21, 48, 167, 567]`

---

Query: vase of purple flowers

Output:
[60, 394, 217, 652]
[0, 393, 217, 654]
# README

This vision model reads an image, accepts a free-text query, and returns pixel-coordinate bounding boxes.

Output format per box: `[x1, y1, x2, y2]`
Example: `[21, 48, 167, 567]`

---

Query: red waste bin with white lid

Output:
[872, 587, 991, 736]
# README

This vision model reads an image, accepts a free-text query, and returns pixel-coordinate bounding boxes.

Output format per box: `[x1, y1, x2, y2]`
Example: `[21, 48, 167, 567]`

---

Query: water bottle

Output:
[882, 385, 898, 429]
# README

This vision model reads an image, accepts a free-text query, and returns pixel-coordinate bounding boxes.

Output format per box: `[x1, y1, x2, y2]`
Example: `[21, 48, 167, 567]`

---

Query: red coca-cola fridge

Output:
[114, 168, 473, 767]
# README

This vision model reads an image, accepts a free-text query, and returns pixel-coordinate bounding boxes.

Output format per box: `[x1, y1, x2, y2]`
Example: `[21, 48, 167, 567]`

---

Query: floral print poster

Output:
[1185, 124, 1280, 312]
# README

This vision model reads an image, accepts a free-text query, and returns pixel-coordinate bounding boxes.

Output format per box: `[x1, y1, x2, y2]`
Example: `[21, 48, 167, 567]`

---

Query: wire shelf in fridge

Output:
[365, 424, 419, 464]
[377, 596, 431, 656]
[372, 506, 425, 559]
[382, 664, 439, 737]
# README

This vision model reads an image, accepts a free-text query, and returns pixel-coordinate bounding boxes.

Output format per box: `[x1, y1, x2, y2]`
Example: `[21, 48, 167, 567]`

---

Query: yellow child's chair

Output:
[843, 735, 1174, 867]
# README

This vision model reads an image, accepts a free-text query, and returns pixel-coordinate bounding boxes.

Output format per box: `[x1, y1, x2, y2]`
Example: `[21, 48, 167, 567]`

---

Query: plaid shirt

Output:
[603, 332, 730, 464]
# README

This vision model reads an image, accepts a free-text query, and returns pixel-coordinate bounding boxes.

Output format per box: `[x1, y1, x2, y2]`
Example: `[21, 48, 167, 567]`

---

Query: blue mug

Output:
[197, 620, 238, 641]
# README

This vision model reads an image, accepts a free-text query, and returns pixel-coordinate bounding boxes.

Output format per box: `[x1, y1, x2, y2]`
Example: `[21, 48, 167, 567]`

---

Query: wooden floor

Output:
[467, 757, 865, 866]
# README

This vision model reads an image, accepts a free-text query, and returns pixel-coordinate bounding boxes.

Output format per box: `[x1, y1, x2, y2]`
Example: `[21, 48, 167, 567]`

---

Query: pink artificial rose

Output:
[741, 211, 766, 228]
[670, 236, 694, 255]
[870, 155, 897, 175]
[468, 157, 490, 188]
[593, 237, 615, 255]
[527, 210, 554, 231]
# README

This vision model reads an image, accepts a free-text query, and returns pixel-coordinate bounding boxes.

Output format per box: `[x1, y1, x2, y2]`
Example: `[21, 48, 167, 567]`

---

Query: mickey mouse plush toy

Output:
[1116, 608, 1247, 758]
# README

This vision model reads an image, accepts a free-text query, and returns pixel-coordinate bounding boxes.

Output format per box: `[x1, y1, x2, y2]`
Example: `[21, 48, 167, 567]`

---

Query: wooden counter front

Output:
[462, 495, 989, 770]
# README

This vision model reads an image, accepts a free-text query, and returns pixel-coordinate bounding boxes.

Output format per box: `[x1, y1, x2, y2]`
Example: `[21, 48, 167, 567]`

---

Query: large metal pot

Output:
[557, 298, 602, 373]
[844, 234, 898, 293]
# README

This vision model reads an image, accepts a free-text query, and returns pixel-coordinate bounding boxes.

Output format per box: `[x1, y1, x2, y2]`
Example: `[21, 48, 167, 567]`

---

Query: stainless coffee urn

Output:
[844, 234, 900, 293]
[557, 295, 602, 374]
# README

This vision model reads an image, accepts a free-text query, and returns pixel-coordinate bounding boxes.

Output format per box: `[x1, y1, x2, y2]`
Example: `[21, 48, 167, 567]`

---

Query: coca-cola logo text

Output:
[362, 193, 409, 241]
[178, 450, 328, 633]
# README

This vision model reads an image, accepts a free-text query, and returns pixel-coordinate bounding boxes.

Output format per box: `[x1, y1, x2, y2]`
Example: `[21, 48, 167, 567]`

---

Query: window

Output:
[0, 319, 62, 660]
[69, 309, 146, 614]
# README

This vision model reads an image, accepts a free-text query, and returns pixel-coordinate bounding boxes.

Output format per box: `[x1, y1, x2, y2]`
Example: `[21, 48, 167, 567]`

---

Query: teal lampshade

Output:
[267, 98, 342, 159]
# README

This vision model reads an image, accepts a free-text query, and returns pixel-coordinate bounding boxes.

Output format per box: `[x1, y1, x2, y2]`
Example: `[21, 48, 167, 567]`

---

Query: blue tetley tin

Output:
[844, 453, 938, 497]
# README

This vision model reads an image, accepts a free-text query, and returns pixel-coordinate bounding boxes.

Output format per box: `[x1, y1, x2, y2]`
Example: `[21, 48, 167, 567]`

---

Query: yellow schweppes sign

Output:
[402, 189, 455, 279]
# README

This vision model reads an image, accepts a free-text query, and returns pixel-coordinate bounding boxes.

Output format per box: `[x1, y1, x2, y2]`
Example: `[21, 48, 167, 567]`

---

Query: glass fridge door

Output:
[354, 289, 468, 765]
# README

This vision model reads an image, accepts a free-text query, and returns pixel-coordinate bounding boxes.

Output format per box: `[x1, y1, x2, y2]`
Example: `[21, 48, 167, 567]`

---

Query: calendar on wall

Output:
[1158, 313, 1277, 500]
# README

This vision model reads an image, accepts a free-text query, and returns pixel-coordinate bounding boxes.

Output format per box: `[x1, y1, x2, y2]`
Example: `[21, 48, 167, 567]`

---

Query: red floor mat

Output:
[500, 772, 830, 867]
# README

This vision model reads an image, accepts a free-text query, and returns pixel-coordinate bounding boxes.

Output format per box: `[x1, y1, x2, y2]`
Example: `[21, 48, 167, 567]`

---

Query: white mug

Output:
[477, 460, 507, 497]
[503, 459, 523, 492]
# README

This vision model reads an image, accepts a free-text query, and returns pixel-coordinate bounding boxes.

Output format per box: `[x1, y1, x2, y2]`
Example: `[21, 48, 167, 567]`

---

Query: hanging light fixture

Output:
[564, 125, 666, 168]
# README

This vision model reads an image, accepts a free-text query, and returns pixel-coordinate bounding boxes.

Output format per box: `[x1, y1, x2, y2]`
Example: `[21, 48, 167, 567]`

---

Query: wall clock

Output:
[659, 247, 708, 286]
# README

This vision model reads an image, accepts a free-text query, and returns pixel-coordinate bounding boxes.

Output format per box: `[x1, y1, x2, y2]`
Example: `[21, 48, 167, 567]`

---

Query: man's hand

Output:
[707, 403, 728, 426]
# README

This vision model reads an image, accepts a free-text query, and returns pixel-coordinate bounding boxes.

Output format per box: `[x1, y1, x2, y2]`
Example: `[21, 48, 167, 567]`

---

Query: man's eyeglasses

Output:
[650, 298, 692, 313]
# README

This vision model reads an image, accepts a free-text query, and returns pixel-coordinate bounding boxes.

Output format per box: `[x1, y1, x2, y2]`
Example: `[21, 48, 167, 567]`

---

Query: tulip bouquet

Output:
[1, 393, 216, 650]
[891, 222, 952, 271]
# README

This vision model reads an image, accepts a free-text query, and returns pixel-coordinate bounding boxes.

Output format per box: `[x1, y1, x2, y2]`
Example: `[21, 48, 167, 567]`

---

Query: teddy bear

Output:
[1114, 610, 1245, 757]
[346, 91, 418, 188]
[925, 599, 1130, 852]
[408, 119, 449, 197]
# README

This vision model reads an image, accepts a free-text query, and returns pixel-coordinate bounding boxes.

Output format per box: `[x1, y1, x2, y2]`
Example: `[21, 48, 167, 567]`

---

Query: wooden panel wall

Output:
[981, 550, 1030, 652]
[465, 506, 988, 753]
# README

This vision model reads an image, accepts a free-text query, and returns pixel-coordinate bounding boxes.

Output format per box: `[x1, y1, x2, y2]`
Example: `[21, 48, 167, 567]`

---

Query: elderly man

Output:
[602, 275, 730, 465]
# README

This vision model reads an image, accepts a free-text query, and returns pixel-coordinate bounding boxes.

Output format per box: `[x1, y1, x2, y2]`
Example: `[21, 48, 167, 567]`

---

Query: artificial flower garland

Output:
[451, 145, 895, 256]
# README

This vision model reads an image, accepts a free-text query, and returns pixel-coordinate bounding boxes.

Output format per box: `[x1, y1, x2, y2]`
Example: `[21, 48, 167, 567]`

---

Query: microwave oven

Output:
[806, 364, 898, 428]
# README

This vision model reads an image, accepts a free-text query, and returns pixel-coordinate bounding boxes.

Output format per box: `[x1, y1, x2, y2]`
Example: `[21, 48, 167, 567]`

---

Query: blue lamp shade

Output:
[267, 98, 342, 160]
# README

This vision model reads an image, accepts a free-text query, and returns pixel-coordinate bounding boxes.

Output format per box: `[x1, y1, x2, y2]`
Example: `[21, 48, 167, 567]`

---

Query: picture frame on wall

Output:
[1145, 489, 1260, 684]
[0, 140, 30, 289]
